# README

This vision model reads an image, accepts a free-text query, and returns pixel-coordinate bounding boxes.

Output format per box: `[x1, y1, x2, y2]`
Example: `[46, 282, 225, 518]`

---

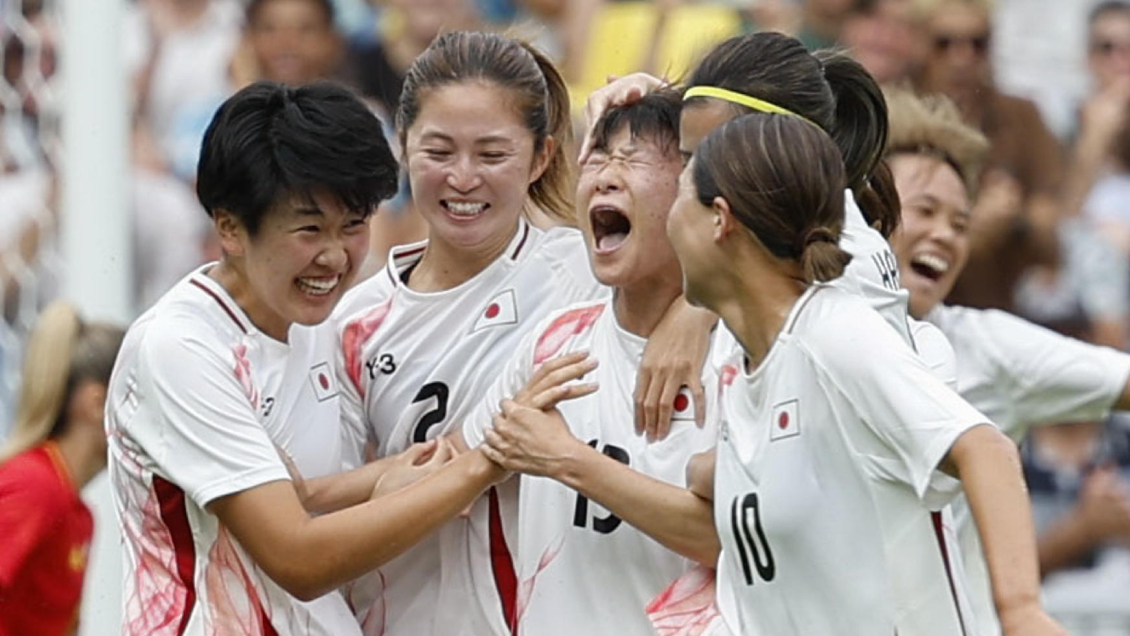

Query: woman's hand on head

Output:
[578, 72, 666, 163]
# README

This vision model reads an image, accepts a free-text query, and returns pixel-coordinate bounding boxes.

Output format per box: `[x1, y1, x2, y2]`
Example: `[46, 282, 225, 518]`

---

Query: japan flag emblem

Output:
[672, 386, 696, 422]
[471, 289, 519, 333]
[309, 362, 338, 402]
[769, 399, 799, 441]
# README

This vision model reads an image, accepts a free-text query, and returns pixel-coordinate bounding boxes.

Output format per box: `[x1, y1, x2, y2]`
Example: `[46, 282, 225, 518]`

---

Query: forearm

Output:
[557, 444, 720, 566]
[301, 459, 392, 514]
[951, 426, 1043, 618]
[223, 450, 501, 601]
[1036, 513, 1098, 577]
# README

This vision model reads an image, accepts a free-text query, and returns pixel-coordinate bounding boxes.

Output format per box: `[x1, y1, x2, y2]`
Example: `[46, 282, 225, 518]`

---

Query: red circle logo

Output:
[778, 411, 789, 429]
[319, 374, 329, 390]
[674, 394, 690, 412]
[485, 303, 500, 319]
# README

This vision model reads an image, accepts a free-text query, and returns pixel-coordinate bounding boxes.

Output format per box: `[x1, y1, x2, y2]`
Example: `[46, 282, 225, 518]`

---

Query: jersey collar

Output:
[383, 217, 533, 288]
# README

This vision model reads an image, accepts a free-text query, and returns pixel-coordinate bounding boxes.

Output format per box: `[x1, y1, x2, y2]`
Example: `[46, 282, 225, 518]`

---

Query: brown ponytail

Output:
[516, 39, 574, 223]
[694, 113, 852, 284]
[396, 31, 575, 224]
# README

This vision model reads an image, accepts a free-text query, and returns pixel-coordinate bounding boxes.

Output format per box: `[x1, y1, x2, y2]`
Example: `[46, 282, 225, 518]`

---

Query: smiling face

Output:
[888, 153, 971, 318]
[218, 190, 370, 339]
[577, 126, 684, 288]
[404, 81, 550, 255]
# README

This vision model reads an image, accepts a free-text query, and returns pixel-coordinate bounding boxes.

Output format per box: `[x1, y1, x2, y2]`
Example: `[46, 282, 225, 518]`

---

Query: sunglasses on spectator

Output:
[933, 34, 990, 54]
[1091, 38, 1130, 56]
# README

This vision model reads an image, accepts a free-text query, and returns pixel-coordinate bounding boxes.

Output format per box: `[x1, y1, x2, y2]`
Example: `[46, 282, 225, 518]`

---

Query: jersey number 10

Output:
[731, 493, 775, 585]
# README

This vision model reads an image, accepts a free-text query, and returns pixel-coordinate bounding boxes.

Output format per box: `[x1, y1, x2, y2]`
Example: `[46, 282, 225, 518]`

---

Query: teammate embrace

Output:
[104, 26, 1090, 636]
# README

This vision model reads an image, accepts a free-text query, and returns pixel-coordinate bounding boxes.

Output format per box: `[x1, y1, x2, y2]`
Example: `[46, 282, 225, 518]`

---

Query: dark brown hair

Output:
[395, 31, 574, 223]
[694, 113, 852, 283]
[588, 88, 684, 156]
[686, 33, 896, 236]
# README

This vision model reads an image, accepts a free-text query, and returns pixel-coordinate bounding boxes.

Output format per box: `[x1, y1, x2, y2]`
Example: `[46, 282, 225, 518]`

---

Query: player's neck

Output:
[613, 274, 682, 338]
[715, 267, 805, 370]
[208, 261, 290, 342]
[408, 224, 517, 292]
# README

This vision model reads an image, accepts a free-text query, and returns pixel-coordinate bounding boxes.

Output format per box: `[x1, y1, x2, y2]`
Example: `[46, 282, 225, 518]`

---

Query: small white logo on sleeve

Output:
[769, 399, 799, 441]
[672, 386, 695, 422]
[471, 289, 519, 333]
[309, 362, 338, 402]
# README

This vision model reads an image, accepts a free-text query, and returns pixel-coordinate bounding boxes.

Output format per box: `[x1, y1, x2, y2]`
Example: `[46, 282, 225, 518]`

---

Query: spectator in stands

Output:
[0, 302, 125, 636]
[230, 0, 346, 89]
[126, 0, 243, 180]
[1024, 419, 1130, 578]
[840, 0, 920, 85]
[351, 0, 479, 120]
[915, 0, 1062, 314]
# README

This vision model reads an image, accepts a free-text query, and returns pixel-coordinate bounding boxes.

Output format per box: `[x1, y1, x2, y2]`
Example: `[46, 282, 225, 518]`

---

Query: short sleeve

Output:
[909, 318, 958, 391]
[134, 331, 290, 508]
[981, 310, 1130, 436]
[461, 325, 540, 448]
[334, 336, 371, 471]
[812, 306, 988, 499]
[0, 466, 59, 589]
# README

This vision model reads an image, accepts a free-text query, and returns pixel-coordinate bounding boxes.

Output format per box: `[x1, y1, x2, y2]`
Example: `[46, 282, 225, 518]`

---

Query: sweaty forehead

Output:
[597, 123, 678, 160]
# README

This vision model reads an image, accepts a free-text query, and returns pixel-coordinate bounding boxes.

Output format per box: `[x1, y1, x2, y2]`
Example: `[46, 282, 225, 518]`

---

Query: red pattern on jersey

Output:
[514, 532, 565, 631]
[931, 512, 968, 636]
[122, 477, 190, 636]
[533, 304, 605, 365]
[205, 528, 279, 635]
[488, 488, 519, 634]
[646, 565, 720, 636]
[342, 299, 394, 398]
[233, 344, 260, 410]
[153, 477, 197, 636]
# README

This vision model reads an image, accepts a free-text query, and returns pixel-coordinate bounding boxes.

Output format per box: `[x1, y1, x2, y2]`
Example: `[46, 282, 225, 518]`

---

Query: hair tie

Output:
[802, 226, 837, 249]
[683, 86, 820, 129]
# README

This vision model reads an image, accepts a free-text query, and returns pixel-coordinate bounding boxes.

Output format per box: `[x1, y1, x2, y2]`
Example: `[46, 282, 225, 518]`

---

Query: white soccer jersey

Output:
[462, 298, 719, 636]
[835, 189, 913, 344]
[925, 303, 1130, 636]
[106, 266, 360, 636]
[713, 285, 986, 636]
[332, 219, 606, 636]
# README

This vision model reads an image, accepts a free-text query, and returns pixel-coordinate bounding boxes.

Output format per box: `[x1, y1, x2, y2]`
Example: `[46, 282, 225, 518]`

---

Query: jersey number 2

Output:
[412, 382, 450, 442]
[731, 492, 775, 585]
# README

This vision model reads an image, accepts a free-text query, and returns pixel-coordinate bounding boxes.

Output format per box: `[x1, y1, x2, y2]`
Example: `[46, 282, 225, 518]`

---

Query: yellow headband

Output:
[683, 86, 819, 128]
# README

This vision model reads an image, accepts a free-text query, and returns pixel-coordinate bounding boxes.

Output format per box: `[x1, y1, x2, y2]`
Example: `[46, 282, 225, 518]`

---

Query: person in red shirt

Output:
[0, 301, 124, 636]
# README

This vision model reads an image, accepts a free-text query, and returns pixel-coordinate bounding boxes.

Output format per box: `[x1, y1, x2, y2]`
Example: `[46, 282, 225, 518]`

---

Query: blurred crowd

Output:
[1, 0, 1130, 624]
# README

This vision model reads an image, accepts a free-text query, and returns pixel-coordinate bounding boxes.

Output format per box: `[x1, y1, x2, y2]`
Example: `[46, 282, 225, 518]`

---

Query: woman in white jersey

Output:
[331, 32, 713, 636]
[884, 87, 1130, 636]
[105, 82, 509, 636]
[459, 90, 724, 636]
[669, 112, 1067, 636]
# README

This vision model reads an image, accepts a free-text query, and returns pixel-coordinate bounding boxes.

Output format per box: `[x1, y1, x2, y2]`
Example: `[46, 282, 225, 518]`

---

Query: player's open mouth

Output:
[441, 199, 490, 220]
[909, 252, 950, 283]
[296, 274, 341, 297]
[590, 204, 631, 254]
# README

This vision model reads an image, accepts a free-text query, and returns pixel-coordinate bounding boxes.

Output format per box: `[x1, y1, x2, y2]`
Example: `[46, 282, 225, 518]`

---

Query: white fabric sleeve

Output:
[813, 306, 989, 499]
[980, 309, 1130, 432]
[908, 318, 959, 391]
[334, 339, 371, 471]
[135, 330, 290, 508]
[461, 325, 539, 449]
